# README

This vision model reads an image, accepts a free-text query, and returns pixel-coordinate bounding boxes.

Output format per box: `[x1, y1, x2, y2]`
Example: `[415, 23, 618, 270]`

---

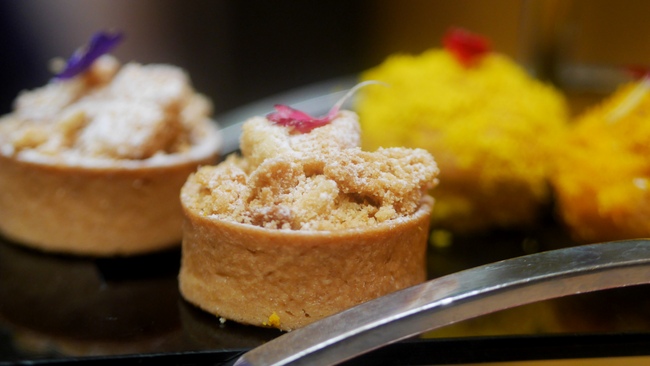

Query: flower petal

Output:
[443, 27, 490, 67]
[56, 31, 124, 80]
[267, 81, 386, 134]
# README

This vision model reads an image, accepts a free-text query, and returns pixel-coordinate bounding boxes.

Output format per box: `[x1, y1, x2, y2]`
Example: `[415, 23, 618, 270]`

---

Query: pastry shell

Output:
[179, 189, 433, 331]
[0, 124, 221, 256]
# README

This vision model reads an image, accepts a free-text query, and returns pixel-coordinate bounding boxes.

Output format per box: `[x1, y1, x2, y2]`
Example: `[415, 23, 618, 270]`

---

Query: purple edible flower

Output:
[55, 31, 124, 80]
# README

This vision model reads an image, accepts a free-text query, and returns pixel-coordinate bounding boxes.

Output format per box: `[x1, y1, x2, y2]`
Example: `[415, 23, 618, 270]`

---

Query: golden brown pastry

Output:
[179, 103, 438, 330]
[0, 41, 221, 256]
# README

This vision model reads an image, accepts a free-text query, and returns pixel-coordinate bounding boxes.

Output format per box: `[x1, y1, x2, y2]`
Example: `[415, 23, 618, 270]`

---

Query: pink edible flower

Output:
[267, 81, 383, 133]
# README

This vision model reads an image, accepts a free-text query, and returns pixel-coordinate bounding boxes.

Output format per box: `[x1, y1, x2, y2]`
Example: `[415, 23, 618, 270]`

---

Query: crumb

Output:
[429, 229, 453, 249]
[262, 312, 281, 328]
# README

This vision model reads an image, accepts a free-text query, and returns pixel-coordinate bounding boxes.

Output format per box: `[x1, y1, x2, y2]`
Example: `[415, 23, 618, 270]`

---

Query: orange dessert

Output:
[0, 32, 221, 256]
[179, 92, 438, 330]
[552, 77, 650, 243]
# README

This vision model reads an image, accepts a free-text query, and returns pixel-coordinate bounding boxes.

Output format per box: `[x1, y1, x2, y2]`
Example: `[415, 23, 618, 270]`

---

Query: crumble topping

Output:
[0, 55, 214, 160]
[183, 111, 439, 230]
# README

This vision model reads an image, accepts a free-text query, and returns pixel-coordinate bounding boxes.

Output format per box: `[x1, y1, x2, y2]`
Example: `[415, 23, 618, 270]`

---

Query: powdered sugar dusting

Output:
[0, 55, 221, 165]
[183, 111, 439, 231]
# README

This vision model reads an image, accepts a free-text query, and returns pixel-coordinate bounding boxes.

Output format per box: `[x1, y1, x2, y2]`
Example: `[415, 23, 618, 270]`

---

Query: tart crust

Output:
[179, 191, 433, 331]
[0, 128, 220, 256]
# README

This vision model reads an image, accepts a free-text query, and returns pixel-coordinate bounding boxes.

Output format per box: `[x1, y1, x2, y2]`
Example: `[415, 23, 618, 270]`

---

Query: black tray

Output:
[3, 223, 650, 365]
[2, 80, 650, 365]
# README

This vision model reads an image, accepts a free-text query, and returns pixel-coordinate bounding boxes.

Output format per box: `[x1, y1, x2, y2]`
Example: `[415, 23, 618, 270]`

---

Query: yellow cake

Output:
[552, 77, 650, 243]
[356, 28, 568, 233]
[0, 52, 221, 256]
[179, 104, 438, 330]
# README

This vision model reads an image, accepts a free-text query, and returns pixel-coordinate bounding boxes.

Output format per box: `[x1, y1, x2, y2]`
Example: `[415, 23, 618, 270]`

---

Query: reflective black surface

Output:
[0, 238, 281, 364]
[2, 216, 650, 365]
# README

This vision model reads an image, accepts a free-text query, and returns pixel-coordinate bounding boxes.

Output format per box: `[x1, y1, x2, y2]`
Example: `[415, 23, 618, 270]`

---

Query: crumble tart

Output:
[179, 108, 438, 330]
[0, 55, 221, 256]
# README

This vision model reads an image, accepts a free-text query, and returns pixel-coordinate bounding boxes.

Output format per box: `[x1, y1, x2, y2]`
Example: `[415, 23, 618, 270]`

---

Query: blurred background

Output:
[1, 0, 650, 122]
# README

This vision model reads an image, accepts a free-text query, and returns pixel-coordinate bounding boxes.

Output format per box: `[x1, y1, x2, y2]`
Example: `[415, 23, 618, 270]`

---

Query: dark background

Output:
[1, 1, 647, 122]
[0, 1, 372, 118]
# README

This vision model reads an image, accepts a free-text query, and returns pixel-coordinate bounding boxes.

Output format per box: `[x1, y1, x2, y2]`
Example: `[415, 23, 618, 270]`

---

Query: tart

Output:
[0, 34, 221, 256]
[179, 101, 438, 330]
[551, 77, 650, 243]
[356, 28, 568, 233]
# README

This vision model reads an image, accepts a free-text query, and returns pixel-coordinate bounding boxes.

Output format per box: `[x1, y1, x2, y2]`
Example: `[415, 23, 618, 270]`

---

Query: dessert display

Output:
[355, 28, 569, 233]
[0, 32, 221, 256]
[179, 87, 439, 330]
[551, 77, 650, 243]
